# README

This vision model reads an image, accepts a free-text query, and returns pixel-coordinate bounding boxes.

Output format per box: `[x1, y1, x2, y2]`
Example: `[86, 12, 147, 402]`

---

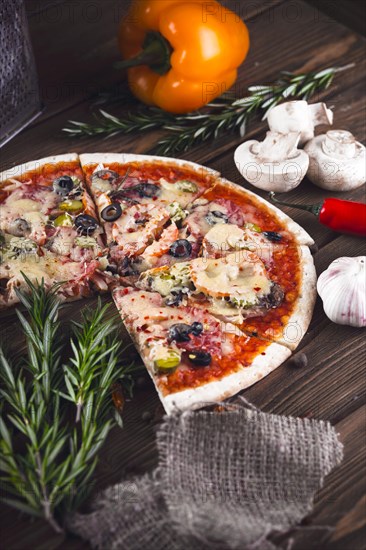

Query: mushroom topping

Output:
[91, 169, 121, 192]
[8, 218, 31, 237]
[234, 131, 309, 192]
[304, 130, 366, 191]
[267, 100, 333, 145]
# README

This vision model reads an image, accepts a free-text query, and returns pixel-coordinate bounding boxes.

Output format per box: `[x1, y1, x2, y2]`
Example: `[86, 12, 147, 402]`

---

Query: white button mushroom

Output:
[234, 131, 309, 192]
[267, 100, 333, 145]
[304, 130, 366, 191]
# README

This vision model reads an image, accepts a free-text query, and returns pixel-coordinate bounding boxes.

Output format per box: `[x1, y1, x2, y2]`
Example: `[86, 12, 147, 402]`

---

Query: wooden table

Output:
[1, 1, 365, 548]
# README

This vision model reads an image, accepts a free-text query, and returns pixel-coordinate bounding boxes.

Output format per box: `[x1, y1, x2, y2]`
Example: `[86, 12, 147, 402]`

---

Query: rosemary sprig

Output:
[63, 64, 353, 156]
[0, 279, 135, 533]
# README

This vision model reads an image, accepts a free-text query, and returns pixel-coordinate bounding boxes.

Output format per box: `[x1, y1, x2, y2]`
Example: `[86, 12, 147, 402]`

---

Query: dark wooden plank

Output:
[2, 2, 365, 172]
[244, 324, 365, 422]
[23, 0, 285, 126]
[1, 1, 365, 549]
[25, 0, 66, 18]
[285, 405, 366, 549]
[306, 0, 366, 36]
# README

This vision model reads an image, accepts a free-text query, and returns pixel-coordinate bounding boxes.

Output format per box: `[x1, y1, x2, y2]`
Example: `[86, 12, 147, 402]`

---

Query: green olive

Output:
[245, 222, 262, 233]
[176, 180, 198, 193]
[154, 349, 181, 373]
[59, 199, 83, 213]
[54, 213, 73, 227]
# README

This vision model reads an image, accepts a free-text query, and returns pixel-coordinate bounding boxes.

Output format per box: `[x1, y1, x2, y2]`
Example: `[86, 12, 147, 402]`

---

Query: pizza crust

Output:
[113, 289, 291, 415]
[160, 341, 291, 414]
[79, 152, 220, 178]
[0, 151, 316, 412]
[273, 246, 317, 350]
[215, 177, 314, 246]
[0, 153, 80, 184]
[240, 246, 316, 350]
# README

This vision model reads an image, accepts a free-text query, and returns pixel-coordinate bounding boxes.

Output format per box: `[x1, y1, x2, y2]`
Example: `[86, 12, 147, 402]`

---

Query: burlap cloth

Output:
[68, 402, 343, 550]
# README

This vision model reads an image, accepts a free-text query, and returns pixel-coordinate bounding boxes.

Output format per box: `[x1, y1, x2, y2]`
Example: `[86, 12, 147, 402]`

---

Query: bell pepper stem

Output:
[114, 31, 172, 75]
[269, 192, 322, 217]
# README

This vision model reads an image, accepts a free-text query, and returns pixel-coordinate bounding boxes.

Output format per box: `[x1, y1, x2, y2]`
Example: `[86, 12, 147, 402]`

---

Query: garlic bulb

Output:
[317, 256, 366, 327]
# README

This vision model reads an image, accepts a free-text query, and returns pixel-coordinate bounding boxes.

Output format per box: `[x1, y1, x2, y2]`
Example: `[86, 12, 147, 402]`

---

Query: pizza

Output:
[0, 154, 111, 305]
[0, 152, 317, 413]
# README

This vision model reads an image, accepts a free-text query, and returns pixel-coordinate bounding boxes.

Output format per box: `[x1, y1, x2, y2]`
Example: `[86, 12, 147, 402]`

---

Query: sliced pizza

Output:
[132, 175, 315, 282]
[0, 151, 317, 412]
[0, 154, 112, 306]
[0, 153, 106, 261]
[113, 287, 290, 414]
[0, 245, 108, 308]
[79, 154, 219, 275]
[137, 244, 316, 350]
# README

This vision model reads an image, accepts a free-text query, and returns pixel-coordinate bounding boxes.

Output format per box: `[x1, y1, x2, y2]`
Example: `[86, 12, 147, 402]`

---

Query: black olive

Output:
[190, 322, 203, 336]
[259, 283, 284, 309]
[135, 217, 148, 225]
[263, 231, 282, 242]
[9, 218, 31, 237]
[106, 263, 118, 275]
[53, 176, 74, 196]
[74, 214, 99, 235]
[205, 210, 229, 225]
[135, 183, 161, 198]
[168, 323, 192, 342]
[169, 239, 192, 258]
[118, 256, 138, 276]
[101, 203, 122, 222]
[92, 169, 121, 185]
[188, 350, 212, 367]
[117, 183, 161, 199]
[165, 291, 183, 307]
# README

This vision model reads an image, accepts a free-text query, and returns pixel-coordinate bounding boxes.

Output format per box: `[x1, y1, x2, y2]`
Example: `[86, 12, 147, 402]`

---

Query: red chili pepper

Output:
[269, 193, 366, 237]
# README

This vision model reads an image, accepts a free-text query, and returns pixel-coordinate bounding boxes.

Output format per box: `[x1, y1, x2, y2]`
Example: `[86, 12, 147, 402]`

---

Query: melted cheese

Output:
[6, 198, 40, 213]
[112, 204, 170, 256]
[158, 178, 197, 207]
[202, 224, 245, 256]
[23, 211, 48, 243]
[0, 189, 57, 245]
[190, 252, 272, 301]
[209, 299, 244, 323]
[138, 262, 191, 296]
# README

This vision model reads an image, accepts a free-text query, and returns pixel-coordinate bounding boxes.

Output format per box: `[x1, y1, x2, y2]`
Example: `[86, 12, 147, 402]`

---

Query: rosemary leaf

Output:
[0, 279, 137, 533]
[63, 64, 352, 156]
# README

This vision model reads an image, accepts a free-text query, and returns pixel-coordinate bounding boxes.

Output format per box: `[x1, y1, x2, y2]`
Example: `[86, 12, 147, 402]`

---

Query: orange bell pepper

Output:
[118, 0, 249, 113]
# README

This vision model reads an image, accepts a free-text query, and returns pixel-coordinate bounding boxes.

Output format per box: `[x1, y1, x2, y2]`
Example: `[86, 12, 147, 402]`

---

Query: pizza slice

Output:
[164, 178, 316, 348]
[185, 179, 314, 248]
[136, 243, 316, 350]
[130, 174, 314, 282]
[79, 153, 218, 276]
[113, 287, 290, 414]
[0, 245, 107, 308]
[0, 153, 106, 261]
[0, 154, 112, 306]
